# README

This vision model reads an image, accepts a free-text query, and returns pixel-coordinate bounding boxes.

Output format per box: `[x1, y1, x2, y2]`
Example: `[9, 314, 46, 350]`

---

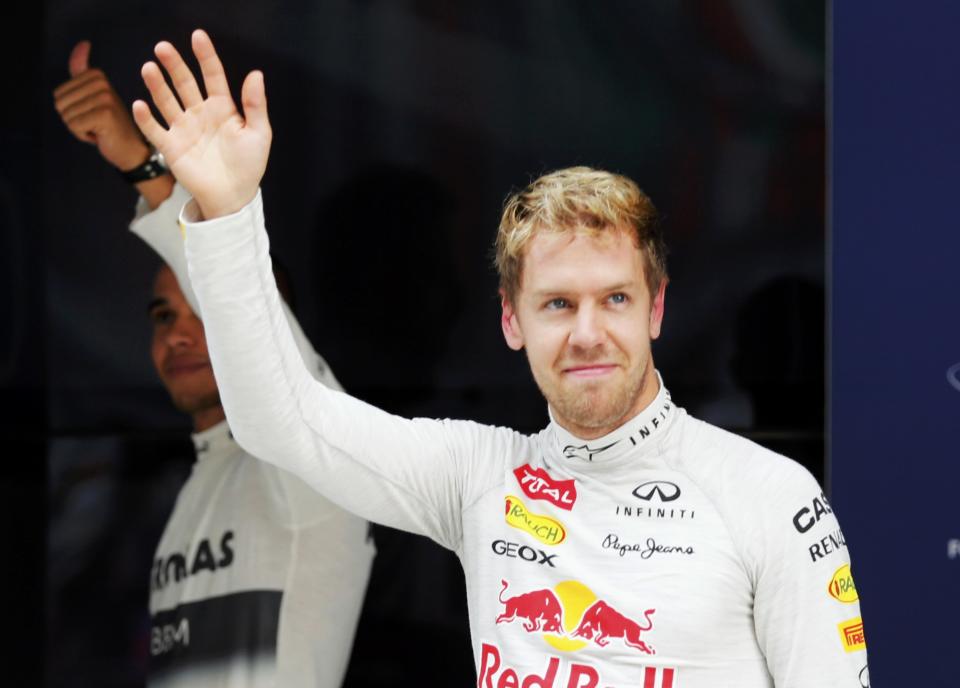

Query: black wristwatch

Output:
[120, 149, 170, 184]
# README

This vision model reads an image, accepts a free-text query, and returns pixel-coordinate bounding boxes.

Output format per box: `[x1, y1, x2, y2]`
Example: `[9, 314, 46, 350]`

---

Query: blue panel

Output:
[831, 2, 960, 685]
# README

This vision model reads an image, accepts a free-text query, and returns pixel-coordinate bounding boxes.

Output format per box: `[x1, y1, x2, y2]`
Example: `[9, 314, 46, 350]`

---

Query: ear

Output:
[500, 290, 525, 351]
[649, 279, 667, 340]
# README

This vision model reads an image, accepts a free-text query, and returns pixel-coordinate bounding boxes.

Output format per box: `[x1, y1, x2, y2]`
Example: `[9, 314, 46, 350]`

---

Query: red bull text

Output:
[478, 643, 676, 688]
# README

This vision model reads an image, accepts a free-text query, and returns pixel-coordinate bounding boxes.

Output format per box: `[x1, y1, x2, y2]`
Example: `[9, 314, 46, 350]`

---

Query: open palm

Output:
[132, 29, 271, 219]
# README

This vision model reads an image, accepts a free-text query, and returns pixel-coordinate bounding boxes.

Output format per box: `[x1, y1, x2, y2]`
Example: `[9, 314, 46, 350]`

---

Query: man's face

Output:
[501, 228, 666, 439]
[149, 266, 221, 416]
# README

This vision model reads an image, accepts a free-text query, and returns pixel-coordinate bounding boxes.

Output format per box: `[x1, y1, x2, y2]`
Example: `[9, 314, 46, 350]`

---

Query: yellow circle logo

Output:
[828, 564, 859, 603]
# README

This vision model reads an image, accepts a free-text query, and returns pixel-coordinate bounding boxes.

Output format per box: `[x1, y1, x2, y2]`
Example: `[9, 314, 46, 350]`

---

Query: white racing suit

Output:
[131, 186, 374, 687]
[178, 190, 868, 688]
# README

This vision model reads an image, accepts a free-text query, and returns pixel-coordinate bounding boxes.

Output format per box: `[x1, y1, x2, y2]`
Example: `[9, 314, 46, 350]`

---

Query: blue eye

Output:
[609, 293, 628, 304]
[546, 298, 569, 310]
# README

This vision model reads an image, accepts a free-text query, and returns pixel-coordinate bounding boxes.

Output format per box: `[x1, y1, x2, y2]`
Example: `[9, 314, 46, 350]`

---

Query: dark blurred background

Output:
[3, 1, 828, 685]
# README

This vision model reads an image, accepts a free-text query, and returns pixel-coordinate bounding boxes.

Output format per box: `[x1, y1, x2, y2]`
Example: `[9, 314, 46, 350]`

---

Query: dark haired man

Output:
[54, 41, 373, 687]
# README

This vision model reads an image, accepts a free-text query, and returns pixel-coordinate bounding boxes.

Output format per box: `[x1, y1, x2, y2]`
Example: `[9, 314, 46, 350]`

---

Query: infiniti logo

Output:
[947, 362, 960, 392]
[632, 481, 681, 503]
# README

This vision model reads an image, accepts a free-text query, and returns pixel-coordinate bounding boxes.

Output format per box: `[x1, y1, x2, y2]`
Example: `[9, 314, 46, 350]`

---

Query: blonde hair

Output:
[495, 166, 666, 303]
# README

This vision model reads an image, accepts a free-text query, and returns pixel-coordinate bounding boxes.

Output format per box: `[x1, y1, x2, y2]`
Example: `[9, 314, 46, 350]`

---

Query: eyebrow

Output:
[147, 297, 168, 314]
[530, 281, 637, 299]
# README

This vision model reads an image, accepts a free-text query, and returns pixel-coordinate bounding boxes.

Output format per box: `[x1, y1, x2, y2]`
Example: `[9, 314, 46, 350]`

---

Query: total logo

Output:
[484, 579, 677, 688]
[505, 495, 567, 546]
[615, 480, 695, 521]
[514, 464, 578, 511]
[827, 564, 859, 603]
[838, 616, 866, 653]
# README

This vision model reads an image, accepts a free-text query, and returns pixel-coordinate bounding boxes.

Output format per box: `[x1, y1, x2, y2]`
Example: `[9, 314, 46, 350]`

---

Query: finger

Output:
[240, 70, 271, 136]
[141, 60, 184, 127]
[59, 89, 116, 123]
[131, 99, 170, 150]
[54, 83, 110, 117]
[53, 68, 107, 102]
[191, 29, 231, 98]
[63, 108, 111, 142]
[61, 109, 102, 144]
[154, 40, 204, 108]
[68, 40, 91, 77]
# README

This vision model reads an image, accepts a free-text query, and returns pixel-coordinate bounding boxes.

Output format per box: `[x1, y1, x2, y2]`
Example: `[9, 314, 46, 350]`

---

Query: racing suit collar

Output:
[548, 370, 676, 464]
[191, 419, 237, 461]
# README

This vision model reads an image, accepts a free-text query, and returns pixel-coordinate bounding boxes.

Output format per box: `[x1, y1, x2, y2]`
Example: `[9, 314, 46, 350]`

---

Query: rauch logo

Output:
[505, 495, 567, 545]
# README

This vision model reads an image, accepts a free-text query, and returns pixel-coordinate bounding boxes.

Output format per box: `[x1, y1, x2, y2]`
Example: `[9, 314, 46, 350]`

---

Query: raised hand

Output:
[53, 41, 153, 171]
[132, 29, 271, 220]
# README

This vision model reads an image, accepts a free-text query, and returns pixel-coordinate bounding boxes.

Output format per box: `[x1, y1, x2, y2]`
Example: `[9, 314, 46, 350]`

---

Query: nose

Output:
[164, 317, 198, 351]
[568, 303, 606, 350]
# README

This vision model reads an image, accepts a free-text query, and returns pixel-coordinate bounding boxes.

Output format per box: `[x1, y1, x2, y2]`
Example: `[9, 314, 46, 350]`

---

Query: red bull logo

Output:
[496, 579, 564, 633]
[478, 643, 676, 688]
[514, 464, 578, 510]
[495, 579, 656, 655]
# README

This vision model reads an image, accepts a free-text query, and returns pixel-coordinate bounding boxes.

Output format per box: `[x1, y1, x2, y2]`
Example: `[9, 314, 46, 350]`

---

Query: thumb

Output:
[240, 70, 271, 135]
[68, 40, 91, 77]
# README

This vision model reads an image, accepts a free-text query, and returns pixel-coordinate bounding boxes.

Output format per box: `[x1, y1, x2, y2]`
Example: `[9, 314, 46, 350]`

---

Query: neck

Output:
[192, 405, 227, 433]
[554, 363, 661, 440]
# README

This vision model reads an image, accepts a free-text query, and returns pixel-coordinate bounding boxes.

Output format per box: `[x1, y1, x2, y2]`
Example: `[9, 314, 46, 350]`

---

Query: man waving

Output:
[133, 29, 868, 687]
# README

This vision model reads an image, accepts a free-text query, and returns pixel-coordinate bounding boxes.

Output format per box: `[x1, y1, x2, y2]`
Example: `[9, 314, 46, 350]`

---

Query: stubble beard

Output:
[534, 352, 650, 437]
[169, 387, 222, 417]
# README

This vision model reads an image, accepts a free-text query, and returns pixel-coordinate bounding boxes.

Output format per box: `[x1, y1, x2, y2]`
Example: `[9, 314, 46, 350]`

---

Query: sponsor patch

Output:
[478, 642, 677, 688]
[504, 495, 567, 545]
[495, 578, 656, 655]
[828, 564, 859, 603]
[838, 616, 866, 653]
[513, 464, 577, 510]
[792, 492, 834, 534]
[490, 540, 557, 567]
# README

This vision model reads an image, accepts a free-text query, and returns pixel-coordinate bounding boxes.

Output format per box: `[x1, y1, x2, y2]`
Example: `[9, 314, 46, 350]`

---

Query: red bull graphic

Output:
[495, 579, 656, 655]
[478, 642, 676, 688]
[571, 601, 656, 655]
[514, 464, 578, 510]
[496, 579, 564, 633]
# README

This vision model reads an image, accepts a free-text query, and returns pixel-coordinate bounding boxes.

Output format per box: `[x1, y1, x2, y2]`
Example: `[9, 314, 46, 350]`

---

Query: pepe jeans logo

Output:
[632, 481, 681, 503]
[948, 362, 960, 392]
[504, 495, 567, 545]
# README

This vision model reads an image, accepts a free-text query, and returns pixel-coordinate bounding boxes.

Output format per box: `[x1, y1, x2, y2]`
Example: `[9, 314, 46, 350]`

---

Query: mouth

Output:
[163, 359, 211, 377]
[562, 364, 619, 378]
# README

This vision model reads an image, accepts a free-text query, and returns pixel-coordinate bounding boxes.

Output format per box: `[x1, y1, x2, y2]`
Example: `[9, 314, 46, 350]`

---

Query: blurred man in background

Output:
[54, 41, 373, 687]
